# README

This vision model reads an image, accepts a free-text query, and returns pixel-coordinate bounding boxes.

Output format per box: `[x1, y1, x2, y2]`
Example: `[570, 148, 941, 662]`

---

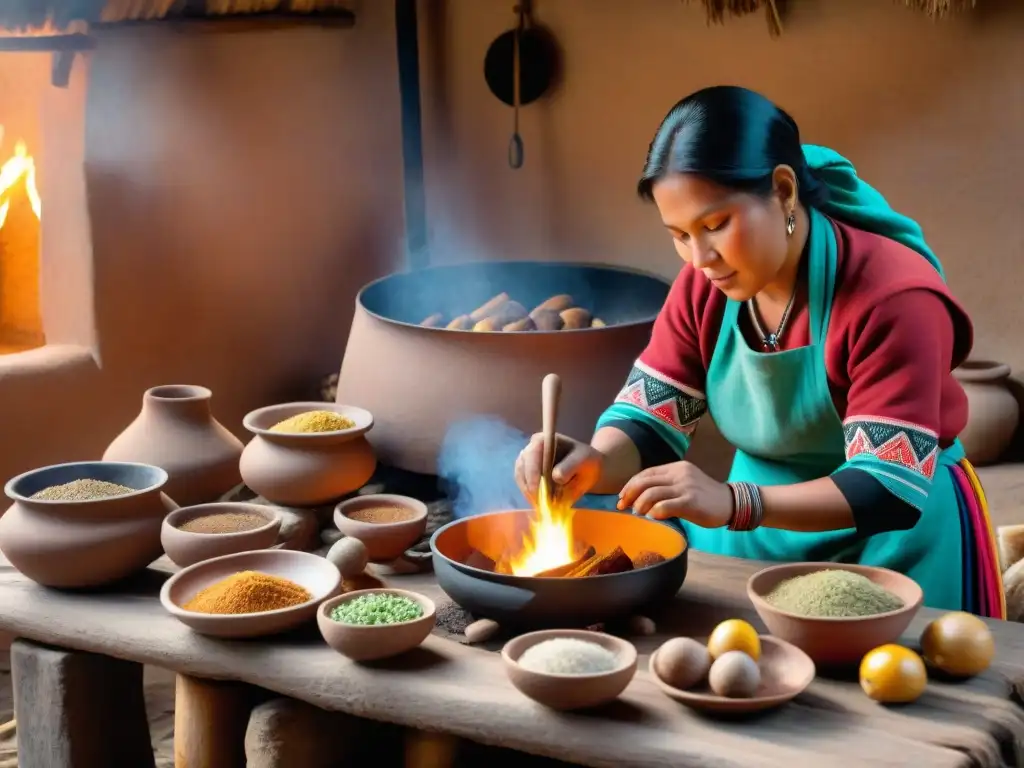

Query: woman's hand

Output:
[618, 461, 733, 528]
[515, 433, 604, 506]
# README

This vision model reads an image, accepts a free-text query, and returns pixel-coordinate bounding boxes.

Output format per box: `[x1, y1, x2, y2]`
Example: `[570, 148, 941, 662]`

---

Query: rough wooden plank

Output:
[10, 639, 155, 768]
[175, 674, 259, 768]
[0, 553, 1021, 768]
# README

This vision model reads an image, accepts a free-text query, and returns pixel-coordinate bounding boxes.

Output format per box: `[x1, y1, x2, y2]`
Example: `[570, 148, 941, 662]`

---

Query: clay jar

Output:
[954, 360, 1020, 466]
[103, 385, 244, 507]
[0, 461, 178, 588]
[239, 402, 377, 507]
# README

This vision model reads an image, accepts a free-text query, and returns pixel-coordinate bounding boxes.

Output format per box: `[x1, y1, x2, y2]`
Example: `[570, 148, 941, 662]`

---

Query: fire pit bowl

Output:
[429, 508, 687, 628]
[337, 261, 670, 474]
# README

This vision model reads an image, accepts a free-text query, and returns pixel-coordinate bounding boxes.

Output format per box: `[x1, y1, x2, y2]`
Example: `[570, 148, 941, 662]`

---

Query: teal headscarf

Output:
[802, 144, 945, 280]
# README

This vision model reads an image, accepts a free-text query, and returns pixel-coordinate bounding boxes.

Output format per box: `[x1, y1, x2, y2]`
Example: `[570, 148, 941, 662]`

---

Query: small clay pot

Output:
[239, 402, 377, 507]
[161, 503, 282, 568]
[334, 494, 427, 563]
[0, 461, 177, 588]
[317, 588, 436, 661]
[954, 360, 1020, 466]
[103, 385, 245, 507]
[502, 629, 637, 711]
[747, 562, 923, 666]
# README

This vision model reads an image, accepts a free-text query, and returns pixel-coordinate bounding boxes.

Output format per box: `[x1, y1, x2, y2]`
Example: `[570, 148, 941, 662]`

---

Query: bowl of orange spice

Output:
[334, 494, 428, 563]
[160, 549, 341, 638]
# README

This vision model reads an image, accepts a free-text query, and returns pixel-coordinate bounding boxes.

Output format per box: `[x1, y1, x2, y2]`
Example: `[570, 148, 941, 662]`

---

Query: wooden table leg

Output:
[174, 674, 257, 768]
[10, 638, 155, 768]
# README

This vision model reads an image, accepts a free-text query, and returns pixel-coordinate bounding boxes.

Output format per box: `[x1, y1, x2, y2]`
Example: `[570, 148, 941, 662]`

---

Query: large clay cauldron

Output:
[336, 262, 670, 475]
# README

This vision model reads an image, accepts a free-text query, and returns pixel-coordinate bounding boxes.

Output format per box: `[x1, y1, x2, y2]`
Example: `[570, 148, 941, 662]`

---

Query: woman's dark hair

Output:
[638, 85, 828, 208]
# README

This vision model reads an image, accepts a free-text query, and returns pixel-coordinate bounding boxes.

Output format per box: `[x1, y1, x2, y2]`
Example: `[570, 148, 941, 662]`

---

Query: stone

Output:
[245, 697, 350, 768]
[320, 528, 344, 546]
[276, 509, 320, 552]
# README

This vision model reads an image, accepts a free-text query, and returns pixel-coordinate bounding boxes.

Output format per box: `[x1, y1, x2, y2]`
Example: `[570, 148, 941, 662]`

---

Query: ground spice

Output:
[435, 600, 474, 636]
[30, 479, 134, 501]
[269, 410, 355, 433]
[765, 569, 905, 618]
[183, 570, 311, 615]
[330, 593, 424, 625]
[345, 506, 417, 524]
[178, 511, 268, 534]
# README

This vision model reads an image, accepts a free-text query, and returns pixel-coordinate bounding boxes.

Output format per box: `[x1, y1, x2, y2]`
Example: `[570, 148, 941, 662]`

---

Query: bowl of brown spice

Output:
[334, 494, 428, 563]
[161, 502, 283, 568]
[747, 562, 924, 666]
[239, 402, 377, 507]
[160, 549, 342, 638]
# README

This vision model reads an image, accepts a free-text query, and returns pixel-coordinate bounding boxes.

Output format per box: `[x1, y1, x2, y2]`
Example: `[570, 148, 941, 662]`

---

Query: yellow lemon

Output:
[706, 619, 761, 661]
[859, 644, 927, 704]
[920, 611, 995, 678]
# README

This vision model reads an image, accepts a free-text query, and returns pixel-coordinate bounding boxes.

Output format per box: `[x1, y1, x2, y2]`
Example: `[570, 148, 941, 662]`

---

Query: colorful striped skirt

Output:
[952, 459, 1006, 620]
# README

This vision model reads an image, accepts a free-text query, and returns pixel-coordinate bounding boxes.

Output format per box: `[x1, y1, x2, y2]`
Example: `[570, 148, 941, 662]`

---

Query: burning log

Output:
[529, 309, 563, 331]
[559, 307, 593, 330]
[531, 294, 575, 314]
[566, 546, 634, 578]
[419, 292, 609, 331]
[472, 301, 528, 331]
[470, 293, 510, 322]
[533, 546, 596, 578]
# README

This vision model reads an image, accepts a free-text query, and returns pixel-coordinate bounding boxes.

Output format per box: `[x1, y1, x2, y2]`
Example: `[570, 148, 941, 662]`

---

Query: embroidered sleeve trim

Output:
[614, 360, 707, 435]
[842, 416, 939, 481]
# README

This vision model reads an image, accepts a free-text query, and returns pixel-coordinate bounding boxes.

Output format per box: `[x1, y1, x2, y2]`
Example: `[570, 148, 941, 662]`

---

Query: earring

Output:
[786, 212, 796, 237]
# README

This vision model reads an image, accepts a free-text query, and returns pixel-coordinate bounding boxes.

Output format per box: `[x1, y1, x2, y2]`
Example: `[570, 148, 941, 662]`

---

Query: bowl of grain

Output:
[317, 588, 436, 661]
[161, 502, 283, 568]
[239, 402, 377, 507]
[0, 461, 177, 588]
[747, 562, 924, 666]
[501, 629, 638, 710]
[160, 549, 342, 638]
[334, 494, 428, 563]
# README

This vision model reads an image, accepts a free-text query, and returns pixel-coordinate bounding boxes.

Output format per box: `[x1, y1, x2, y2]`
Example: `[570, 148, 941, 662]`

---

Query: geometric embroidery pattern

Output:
[843, 416, 939, 480]
[614, 360, 706, 435]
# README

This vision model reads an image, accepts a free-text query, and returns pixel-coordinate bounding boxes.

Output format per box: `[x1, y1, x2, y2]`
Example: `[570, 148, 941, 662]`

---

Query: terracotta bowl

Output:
[747, 562, 924, 666]
[334, 494, 428, 563]
[317, 588, 436, 661]
[239, 402, 377, 507]
[160, 549, 341, 639]
[0, 461, 177, 588]
[161, 503, 282, 568]
[501, 629, 638, 710]
[649, 635, 815, 714]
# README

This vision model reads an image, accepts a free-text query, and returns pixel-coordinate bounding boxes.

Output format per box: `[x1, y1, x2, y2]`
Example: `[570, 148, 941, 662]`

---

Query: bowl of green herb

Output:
[747, 562, 923, 666]
[317, 588, 436, 661]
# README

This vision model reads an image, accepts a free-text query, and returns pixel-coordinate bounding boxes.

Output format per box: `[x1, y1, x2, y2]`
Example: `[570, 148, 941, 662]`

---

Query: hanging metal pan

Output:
[483, 23, 559, 108]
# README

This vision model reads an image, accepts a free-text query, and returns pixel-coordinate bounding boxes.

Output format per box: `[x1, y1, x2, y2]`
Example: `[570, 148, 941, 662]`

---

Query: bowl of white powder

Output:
[501, 629, 638, 710]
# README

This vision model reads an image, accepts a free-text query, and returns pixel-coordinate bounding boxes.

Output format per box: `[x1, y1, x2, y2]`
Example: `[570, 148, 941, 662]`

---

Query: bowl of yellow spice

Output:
[747, 562, 923, 666]
[239, 402, 377, 507]
[160, 549, 342, 638]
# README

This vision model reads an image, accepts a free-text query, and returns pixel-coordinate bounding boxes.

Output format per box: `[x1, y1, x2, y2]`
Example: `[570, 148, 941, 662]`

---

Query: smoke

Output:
[438, 415, 530, 519]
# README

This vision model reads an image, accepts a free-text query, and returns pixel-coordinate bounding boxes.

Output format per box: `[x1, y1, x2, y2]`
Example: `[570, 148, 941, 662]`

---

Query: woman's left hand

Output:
[618, 461, 733, 529]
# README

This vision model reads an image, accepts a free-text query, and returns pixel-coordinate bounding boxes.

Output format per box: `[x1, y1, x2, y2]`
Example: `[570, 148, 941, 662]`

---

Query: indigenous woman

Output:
[515, 85, 1004, 618]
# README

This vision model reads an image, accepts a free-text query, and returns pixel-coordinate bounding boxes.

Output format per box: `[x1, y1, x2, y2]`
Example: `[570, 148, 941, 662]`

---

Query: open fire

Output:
[0, 126, 41, 228]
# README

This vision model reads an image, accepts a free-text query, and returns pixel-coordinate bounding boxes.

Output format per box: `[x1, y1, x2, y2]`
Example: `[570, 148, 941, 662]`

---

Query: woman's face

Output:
[651, 172, 792, 301]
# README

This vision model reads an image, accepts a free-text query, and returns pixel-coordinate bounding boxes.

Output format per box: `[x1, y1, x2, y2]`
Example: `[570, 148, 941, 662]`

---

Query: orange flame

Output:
[0, 127, 42, 229]
[508, 477, 577, 576]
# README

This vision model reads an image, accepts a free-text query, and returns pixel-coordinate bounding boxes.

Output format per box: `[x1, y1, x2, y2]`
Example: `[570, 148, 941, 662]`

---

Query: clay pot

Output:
[334, 494, 427, 563]
[103, 385, 244, 507]
[161, 503, 282, 568]
[0, 461, 178, 588]
[954, 360, 1020, 466]
[239, 402, 377, 507]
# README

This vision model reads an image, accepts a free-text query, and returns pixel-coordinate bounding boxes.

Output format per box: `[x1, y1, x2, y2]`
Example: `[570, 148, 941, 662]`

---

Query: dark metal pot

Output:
[336, 261, 670, 475]
[429, 508, 688, 628]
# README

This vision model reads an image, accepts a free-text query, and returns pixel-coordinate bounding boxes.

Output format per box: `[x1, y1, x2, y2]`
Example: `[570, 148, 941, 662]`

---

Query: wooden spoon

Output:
[539, 373, 562, 507]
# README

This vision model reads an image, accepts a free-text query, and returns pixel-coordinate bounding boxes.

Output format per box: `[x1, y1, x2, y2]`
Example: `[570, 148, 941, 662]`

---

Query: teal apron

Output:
[680, 217, 964, 612]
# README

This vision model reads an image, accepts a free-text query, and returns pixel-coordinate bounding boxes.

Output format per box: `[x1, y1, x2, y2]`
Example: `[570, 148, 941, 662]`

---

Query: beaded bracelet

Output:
[727, 481, 764, 531]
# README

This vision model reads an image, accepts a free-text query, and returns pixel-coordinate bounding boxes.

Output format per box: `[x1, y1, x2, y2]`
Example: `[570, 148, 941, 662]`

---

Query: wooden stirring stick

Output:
[540, 373, 562, 506]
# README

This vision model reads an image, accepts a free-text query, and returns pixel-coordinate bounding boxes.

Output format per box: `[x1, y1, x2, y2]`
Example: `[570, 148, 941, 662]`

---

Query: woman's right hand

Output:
[515, 432, 604, 506]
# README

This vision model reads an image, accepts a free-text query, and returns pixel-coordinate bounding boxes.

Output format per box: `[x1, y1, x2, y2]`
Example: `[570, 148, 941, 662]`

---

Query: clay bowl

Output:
[334, 494, 428, 563]
[747, 562, 924, 666]
[502, 629, 638, 710]
[430, 508, 687, 628]
[161, 503, 282, 568]
[649, 635, 815, 714]
[239, 402, 377, 507]
[160, 549, 341, 639]
[317, 588, 436, 661]
[0, 461, 177, 588]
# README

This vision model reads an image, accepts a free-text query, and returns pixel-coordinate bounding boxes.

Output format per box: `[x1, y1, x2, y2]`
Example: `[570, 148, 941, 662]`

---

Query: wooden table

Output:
[1, 551, 1022, 768]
